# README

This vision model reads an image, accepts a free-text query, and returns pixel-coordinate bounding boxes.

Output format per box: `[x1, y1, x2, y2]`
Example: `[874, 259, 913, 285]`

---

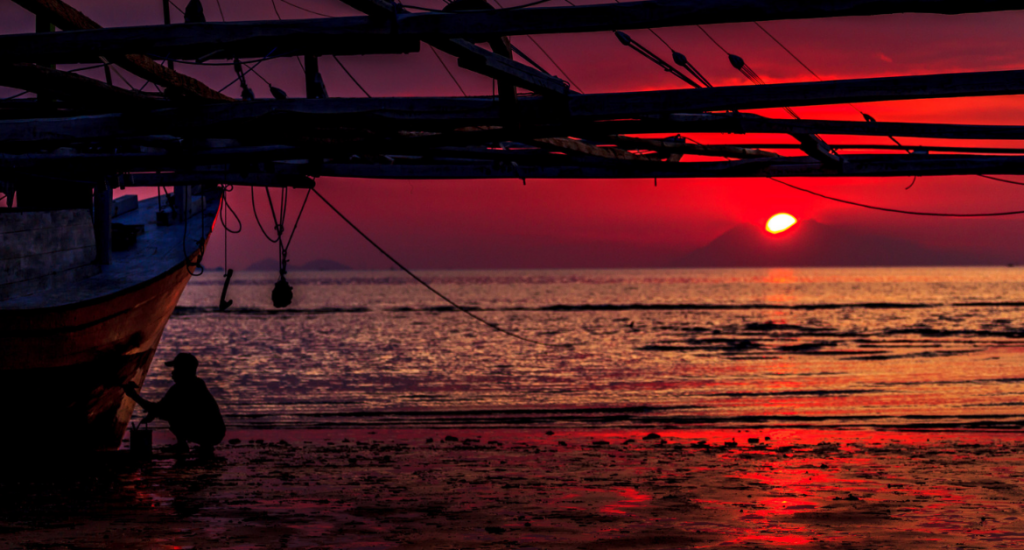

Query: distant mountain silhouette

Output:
[246, 258, 351, 271]
[298, 259, 351, 271]
[677, 219, 999, 268]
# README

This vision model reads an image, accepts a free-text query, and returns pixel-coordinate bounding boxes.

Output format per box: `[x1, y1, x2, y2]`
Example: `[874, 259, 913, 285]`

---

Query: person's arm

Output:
[122, 382, 162, 415]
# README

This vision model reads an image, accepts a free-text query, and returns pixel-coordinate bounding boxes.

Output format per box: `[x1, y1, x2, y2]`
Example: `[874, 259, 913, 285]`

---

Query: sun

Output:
[766, 213, 797, 234]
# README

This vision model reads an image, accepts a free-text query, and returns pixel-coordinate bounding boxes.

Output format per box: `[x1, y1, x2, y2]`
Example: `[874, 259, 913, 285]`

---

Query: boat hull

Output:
[0, 248, 203, 452]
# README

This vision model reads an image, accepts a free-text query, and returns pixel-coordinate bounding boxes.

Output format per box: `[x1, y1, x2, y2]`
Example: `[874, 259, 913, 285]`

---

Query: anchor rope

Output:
[313, 188, 572, 348]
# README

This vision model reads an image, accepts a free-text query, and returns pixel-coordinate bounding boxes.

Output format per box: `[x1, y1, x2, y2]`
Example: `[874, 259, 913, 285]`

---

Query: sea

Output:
[151, 267, 1024, 431]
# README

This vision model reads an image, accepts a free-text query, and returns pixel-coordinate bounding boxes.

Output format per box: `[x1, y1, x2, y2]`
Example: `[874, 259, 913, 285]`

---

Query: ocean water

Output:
[149, 267, 1024, 430]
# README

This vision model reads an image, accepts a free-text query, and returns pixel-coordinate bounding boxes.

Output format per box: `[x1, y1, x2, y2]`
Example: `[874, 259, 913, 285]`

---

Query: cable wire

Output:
[768, 177, 1024, 217]
[314, 188, 571, 347]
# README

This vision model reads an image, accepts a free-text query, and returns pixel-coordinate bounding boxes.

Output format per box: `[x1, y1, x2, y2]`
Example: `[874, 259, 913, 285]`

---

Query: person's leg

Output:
[169, 426, 190, 453]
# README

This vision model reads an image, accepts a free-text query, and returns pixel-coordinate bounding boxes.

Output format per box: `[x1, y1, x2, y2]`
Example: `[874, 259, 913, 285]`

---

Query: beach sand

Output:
[2, 427, 1024, 549]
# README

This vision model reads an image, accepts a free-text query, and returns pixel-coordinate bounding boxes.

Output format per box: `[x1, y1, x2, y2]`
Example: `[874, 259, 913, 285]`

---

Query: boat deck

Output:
[2, 192, 218, 310]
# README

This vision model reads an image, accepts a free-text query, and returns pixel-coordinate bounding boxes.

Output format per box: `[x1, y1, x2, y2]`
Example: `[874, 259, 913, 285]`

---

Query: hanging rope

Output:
[313, 188, 571, 348]
[250, 185, 310, 308]
[768, 177, 1024, 217]
[183, 190, 207, 276]
[614, 31, 703, 88]
[697, 25, 802, 119]
[218, 187, 241, 311]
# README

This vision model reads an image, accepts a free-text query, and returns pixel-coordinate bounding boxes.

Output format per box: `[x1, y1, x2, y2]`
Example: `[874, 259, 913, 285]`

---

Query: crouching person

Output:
[123, 352, 226, 453]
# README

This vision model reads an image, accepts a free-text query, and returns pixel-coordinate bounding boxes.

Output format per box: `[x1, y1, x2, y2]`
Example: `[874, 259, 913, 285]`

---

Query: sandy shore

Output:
[2, 427, 1024, 549]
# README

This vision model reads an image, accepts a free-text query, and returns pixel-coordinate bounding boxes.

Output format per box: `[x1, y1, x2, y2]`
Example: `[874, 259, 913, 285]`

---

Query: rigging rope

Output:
[979, 175, 1024, 187]
[332, 55, 371, 97]
[768, 177, 1024, 217]
[250, 185, 310, 307]
[429, 45, 468, 97]
[313, 188, 571, 348]
[489, 0, 583, 93]
[752, 21, 910, 153]
[278, 0, 333, 16]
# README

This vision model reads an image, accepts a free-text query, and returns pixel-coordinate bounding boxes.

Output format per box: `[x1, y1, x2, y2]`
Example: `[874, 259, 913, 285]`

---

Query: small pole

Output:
[304, 54, 319, 98]
[94, 180, 112, 265]
[173, 184, 190, 222]
[162, 0, 174, 69]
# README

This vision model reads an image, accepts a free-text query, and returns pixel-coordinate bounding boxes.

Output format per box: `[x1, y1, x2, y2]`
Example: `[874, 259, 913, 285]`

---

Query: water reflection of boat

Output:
[0, 188, 218, 451]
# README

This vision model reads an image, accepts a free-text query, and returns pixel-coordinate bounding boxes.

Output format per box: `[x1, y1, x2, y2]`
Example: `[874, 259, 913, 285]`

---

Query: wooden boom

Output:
[0, 0, 1018, 63]
[11, 0, 231, 101]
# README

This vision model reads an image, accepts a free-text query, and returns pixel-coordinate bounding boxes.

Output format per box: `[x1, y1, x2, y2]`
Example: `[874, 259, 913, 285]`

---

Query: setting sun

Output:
[766, 213, 798, 234]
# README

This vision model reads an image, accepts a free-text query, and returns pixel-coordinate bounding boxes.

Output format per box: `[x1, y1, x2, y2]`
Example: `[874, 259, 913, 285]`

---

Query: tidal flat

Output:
[2, 427, 1023, 549]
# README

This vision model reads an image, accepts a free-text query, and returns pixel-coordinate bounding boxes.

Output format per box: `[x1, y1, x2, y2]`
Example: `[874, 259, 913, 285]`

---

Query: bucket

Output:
[130, 426, 153, 459]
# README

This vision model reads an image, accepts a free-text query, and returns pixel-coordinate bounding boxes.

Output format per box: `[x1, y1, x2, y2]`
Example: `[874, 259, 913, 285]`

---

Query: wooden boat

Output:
[0, 188, 219, 451]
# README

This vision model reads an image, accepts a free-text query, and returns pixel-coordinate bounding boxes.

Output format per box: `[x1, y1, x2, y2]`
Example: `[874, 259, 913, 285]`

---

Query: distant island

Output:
[245, 258, 352, 271]
[676, 220, 1006, 268]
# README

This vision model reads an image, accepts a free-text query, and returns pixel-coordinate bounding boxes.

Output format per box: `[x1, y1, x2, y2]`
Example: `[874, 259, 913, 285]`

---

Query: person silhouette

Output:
[123, 353, 225, 452]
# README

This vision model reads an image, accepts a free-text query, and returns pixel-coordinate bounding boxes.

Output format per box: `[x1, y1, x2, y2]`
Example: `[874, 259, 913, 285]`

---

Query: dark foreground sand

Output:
[2, 427, 1024, 549]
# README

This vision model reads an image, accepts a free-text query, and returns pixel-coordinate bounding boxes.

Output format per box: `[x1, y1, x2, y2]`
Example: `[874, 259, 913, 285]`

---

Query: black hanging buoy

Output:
[272, 276, 293, 308]
[728, 54, 745, 71]
[270, 86, 288, 100]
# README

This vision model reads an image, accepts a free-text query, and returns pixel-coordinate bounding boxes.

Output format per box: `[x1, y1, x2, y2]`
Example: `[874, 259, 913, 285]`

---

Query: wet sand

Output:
[3, 427, 1024, 549]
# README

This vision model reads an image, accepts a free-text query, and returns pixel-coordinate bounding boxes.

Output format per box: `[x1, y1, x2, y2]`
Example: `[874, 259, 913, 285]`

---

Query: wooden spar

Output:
[1, 0, 1019, 63]
[336, 0, 567, 97]
[127, 173, 316, 188]
[162, 0, 173, 70]
[0, 16, 418, 65]
[600, 135, 780, 159]
[572, 70, 1024, 117]
[8, 67, 1022, 145]
[794, 134, 843, 164]
[534, 137, 653, 161]
[1, 68, 1023, 143]
[0, 63, 159, 109]
[10, 0, 231, 101]
[0, 145, 302, 173]
[742, 143, 1024, 155]
[12, 151, 1024, 182]
[302, 154, 1024, 179]
[305, 54, 321, 99]
[659, 113, 1024, 141]
[438, 39, 568, 96]
[8, 171, 316, 189]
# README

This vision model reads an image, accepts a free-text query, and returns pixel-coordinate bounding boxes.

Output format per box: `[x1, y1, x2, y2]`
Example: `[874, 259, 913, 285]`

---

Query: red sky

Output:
[4, 1, 1024, 268]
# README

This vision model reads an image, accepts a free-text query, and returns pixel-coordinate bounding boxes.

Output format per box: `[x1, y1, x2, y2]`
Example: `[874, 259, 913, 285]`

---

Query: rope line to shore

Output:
[313, 188, 572, 348]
